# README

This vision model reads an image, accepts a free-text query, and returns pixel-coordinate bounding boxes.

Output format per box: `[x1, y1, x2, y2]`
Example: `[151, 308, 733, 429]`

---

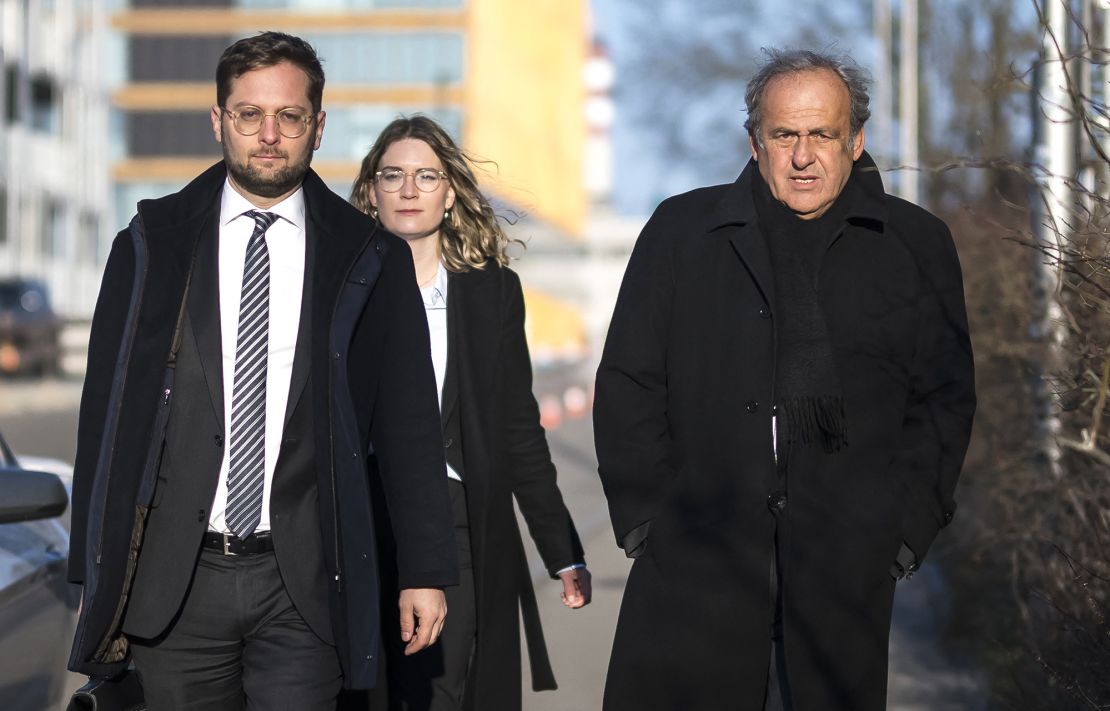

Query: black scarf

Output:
[752, 173, 852, 455]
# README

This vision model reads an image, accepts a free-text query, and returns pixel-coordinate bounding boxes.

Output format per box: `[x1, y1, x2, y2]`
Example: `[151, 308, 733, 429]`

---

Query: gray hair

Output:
[744, 48, 872, 147]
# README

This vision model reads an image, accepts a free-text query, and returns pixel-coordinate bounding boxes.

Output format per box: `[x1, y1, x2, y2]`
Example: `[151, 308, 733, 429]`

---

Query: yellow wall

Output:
[465, 0, 586, 237]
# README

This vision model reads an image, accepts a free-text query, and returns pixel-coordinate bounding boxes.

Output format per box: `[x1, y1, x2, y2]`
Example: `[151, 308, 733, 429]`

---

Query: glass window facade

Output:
[130, 36, 233, 82]
[122, 32, 463, 86]
[315, 105, 461, 161]
[127, 111, 219, 157]
[237, 0, 463, 9]
[114, 181, 185, 227]
[305, 32, 463, 85]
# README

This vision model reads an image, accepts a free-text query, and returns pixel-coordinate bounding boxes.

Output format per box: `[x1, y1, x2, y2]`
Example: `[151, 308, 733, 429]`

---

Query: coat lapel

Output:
[712, 161, 775, 306]
[283, 221, 315, 429]
[447, 268, 499, 493]
[188, 211, 224, 427]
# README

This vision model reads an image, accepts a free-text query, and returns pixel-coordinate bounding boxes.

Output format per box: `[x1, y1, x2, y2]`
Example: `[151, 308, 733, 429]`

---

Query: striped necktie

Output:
[226, 209, 278, 539]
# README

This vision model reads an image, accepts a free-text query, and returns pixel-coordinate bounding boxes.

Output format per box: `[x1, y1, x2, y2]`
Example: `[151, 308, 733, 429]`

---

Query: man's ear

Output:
[748, 133, 760, 162]
[851, 127, 865, 161]
[312, 111, 326, 151]
[211, 105, 223, 143]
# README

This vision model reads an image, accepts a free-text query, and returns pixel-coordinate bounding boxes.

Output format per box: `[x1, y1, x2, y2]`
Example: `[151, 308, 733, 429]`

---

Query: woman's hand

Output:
[558, 567, 592, 608]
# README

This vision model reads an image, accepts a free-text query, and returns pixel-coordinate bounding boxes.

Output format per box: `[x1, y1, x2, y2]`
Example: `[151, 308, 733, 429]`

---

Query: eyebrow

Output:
[229, 101, 311, 112]
[770, 127, 839, 136]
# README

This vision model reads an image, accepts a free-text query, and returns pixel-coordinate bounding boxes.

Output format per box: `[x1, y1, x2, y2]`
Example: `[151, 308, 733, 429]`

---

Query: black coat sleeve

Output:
[499, 268, 584, 577]
[367, 239, 458, 590]
[68, 230, 136, 584]
[593, 204, 678, 552]
[894, 216, 976, 562]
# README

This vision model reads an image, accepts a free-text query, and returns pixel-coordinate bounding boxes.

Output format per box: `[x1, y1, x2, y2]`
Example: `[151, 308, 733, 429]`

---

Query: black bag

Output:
[66, 670, 146, 711]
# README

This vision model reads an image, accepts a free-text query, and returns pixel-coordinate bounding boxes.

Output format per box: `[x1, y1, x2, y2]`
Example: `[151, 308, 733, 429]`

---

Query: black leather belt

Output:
[202, 531, 274, 556]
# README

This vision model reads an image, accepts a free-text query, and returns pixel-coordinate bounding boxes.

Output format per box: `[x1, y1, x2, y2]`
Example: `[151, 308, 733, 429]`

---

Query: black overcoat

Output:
[67, 162, 458, 689]
[594, 154, 975, 711]
[374, 263, 584, 710]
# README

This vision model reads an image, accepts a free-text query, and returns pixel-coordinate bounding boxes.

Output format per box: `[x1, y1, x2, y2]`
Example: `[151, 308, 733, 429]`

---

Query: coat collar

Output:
[135, 161, 375, 253]
[708, 150, 889, 232]
[136, 162, 377, 431]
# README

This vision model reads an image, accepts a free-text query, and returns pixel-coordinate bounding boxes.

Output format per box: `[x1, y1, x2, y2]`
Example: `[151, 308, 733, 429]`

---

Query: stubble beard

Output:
[225, 146, 313, 200]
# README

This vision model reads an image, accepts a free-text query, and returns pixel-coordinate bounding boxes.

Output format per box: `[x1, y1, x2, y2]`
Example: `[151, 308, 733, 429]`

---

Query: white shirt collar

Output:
[419, 261, 449, 309]
[219, 178, 306, 231]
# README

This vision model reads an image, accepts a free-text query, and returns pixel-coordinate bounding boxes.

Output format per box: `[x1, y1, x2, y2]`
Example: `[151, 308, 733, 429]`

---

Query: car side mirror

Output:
[0, 468, 69, 523]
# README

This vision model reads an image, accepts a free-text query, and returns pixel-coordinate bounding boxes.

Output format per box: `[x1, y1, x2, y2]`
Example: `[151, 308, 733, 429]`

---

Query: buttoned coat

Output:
[67, 162, 458, 689]
[371, 263, 584, 710]
[594, 154, 975, 711]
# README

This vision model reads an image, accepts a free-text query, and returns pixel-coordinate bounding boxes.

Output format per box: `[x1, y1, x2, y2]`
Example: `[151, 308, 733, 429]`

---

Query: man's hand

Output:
[558, 567, 592, 608]
[398, 587, 447, 656]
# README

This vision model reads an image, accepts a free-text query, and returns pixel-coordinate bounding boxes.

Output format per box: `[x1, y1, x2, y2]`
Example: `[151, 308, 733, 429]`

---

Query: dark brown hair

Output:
[216, 32, 325, 113]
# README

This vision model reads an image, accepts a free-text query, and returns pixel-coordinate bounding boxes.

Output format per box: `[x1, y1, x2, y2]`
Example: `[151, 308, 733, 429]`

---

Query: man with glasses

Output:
[68, 32, 458, 710]
[595, 48, 975, 710]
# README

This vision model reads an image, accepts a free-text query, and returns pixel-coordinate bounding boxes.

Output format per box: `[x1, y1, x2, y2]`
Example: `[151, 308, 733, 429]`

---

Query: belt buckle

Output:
[222, 532, 236, 556]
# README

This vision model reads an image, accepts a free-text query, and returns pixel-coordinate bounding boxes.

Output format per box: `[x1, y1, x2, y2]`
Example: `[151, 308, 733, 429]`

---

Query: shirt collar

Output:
[219, 178, 306, 232]
[420, 261, 449, 309]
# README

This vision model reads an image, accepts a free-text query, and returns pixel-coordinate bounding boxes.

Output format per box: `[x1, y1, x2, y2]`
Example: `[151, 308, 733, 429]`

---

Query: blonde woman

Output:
[350, 115, 591, 711]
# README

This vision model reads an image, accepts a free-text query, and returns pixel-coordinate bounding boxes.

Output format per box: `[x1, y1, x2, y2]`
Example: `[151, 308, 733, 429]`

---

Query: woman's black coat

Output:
[594, 154, 976, 711]
[374, 263, 584, 710]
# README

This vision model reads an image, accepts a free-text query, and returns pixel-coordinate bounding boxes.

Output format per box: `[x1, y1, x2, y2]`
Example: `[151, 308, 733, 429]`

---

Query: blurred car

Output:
[0, 278, 63, 376]
[0, 430, 78, 710]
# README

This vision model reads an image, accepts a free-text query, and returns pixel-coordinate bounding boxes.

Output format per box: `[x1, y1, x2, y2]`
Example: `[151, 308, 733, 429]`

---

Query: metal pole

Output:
[898, 0, 919, 204]
[873, 0, 893, 165]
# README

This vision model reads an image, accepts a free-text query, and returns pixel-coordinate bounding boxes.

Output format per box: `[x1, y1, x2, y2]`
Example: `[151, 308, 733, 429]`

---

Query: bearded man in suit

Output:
[67, 32, 458, 710]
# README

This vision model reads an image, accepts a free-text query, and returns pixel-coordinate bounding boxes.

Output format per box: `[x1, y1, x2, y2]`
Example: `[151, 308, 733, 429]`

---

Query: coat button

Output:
[759, 306, 771, 319]
[333, 351, 341, 360]
[197, 509, 206, 522]
[766, 493, 787, 512]
[746, 400, 759, 413]
[358, 277, 367, 285]
[943, 511, 954, 524]
[444, 437, 453, 448]
[214, 434, 223, 447]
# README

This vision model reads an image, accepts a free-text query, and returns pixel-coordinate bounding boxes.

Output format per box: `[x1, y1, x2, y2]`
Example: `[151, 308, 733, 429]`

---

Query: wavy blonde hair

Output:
[350, 115, 519, 271]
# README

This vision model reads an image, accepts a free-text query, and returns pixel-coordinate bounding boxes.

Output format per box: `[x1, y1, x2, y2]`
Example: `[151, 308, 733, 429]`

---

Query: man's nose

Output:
[258, 114, 281, 144]
[791, 136, 816, 168]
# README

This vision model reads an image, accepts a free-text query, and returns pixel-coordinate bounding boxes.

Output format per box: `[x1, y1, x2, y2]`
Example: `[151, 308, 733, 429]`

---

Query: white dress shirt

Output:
[209, 180, 306, 534]
[420, 261, 462, 482]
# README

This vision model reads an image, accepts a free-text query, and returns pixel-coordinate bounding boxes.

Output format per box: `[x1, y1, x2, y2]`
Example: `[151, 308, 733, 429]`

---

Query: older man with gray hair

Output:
[594, 48, 976, 710]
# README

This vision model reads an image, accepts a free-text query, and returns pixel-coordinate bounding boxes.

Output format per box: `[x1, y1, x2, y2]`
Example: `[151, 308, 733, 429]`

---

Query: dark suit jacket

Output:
[375, 263, 583, 711]
[67, 162, 458, 688]
[595, 153, 976, 711]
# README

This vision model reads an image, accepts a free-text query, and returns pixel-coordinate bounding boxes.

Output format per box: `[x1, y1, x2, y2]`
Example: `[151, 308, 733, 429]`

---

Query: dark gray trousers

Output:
[128, 547, 342, 711]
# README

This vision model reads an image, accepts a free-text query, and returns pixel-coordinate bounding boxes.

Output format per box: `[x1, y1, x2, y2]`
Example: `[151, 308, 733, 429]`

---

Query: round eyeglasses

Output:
[374, 168, 448, 193]
[221, 106, 314, 139]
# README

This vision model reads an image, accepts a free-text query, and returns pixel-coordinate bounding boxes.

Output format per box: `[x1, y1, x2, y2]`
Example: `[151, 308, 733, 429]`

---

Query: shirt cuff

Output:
[555, 563, 586, 575]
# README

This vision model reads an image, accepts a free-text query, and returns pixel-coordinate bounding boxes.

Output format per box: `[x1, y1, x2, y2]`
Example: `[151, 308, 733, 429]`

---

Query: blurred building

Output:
[108, 0, 587, 236]
[0, 0, 111, 317]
